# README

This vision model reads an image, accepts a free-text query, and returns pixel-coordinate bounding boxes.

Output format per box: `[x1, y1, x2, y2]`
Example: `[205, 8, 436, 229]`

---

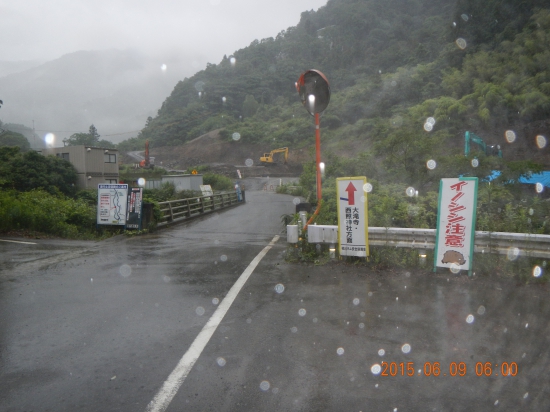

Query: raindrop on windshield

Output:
[401, 343, 411, 354]
[216, 357, 226, 367]
[364, 183, 373, 193]
[290, 326, 298, 333]
[212, 298, 220, 305]
[505, 130, 516, 143]
[220, 255, 228, 262]
[245, 158, 254, 167]
[423, 122, 433, 132]
[162, 275, 170, 283]
[378, 349, 385, 356]
[536, 134, 547, 148]
[471, 158, 479, 167]
[426, 159, 437, 170]
[506, 247, 520, 261]
[426, 117, 436, 126]
[45, 133, 55, 145]
[533, 266, 542, 277]
[232, 132, 241, 141]
[229, 56, 236, 66]
[390, 115, 403, 127]
[536, 182, 544, 193]
[137, 177, 146, 187]
[293, 198, 301, 205]
[298, 308, 307, 316]
[523, 393, 529, 399]
[359, 323, 364, 329]
[477, 306, 486, 315]
[406, 187, 416, 197]
[450, 263, 461, 274]
[119, 264, 132, 277]
[274, 284, 285, 294]
[161, 64, 167, 71]
[260, 381, 270, 391]
[196, 306, 205, 316]
[371, 364, 382, 375]
[194, 81, 205, 92]
[461, 13, 469, 21]
[466, 314, 475, 324]
[222, 96, 227, 103]
[353, 298, 360, 305]
[337, 347, 345, 355]
[455, 38, 467, 49]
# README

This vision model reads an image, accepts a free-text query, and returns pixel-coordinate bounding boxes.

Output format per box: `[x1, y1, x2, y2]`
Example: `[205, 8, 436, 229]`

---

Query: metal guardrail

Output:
[290, 225, 550, 259]
[157, 191, 243, 227]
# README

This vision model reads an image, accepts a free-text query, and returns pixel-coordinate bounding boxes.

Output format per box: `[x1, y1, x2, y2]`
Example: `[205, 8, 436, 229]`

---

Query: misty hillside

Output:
[0, 49, 184, 144]
[128, 0, 550, 191]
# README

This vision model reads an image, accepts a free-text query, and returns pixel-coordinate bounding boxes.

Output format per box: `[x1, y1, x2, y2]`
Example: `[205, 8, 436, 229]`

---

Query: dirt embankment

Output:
[145, 130, 309, 178]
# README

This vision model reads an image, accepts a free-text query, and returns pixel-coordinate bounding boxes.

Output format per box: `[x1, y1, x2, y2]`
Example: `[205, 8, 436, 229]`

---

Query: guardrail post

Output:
[168, 202, 174, 221]
[186, 199, 191, 217]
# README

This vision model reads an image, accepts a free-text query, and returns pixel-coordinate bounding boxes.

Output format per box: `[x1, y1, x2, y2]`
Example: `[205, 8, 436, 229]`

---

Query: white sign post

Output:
[97, 184, 129, 226]
[434, 177, 478, 275]
[336, 177, 369, 258]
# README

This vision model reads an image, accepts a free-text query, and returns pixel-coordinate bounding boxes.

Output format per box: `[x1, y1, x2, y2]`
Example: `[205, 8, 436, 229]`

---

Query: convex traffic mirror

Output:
[296, 69, 331, 115]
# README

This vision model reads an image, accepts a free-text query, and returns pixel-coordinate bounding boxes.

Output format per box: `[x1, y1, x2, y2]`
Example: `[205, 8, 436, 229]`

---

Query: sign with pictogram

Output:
[434, 177, 478, 274]
[336, 177, 369, 257]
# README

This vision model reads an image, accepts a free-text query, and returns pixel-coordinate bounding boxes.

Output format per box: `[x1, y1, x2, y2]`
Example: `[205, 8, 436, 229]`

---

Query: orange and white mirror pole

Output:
[296, 69, 330, 231]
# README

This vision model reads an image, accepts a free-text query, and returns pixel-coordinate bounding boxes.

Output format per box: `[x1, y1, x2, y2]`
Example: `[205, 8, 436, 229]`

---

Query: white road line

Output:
[145, 235, 280, 412]
[0, 239, 37, 245]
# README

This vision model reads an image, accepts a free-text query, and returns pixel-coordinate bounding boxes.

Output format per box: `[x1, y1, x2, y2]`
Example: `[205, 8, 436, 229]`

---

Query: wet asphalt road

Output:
[1, 189, 550, 412]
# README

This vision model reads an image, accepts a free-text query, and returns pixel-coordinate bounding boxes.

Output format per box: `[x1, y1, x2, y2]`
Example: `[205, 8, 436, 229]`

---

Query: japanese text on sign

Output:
[445, 181, 468, 248]
[434, 178, 478, 272]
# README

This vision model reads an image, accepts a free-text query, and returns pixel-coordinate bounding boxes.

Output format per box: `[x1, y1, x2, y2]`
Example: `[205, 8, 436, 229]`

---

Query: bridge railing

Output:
[157, 191, 243, 227]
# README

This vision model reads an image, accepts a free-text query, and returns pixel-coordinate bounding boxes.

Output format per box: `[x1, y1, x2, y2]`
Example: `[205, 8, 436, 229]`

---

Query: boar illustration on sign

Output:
[441, 250, 466, 266]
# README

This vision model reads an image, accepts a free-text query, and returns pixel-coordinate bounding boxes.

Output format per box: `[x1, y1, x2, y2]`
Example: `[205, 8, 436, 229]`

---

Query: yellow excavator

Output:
[260, 147, 288, 165]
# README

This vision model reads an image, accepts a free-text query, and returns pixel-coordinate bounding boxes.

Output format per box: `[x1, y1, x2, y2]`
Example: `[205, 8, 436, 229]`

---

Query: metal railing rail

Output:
[292, 225, 550, 259]
[157, 192, 242, 227]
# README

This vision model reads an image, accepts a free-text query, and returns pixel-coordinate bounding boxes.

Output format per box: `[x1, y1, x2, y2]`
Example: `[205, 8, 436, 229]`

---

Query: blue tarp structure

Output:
[484, 170, 550, 188]
[519, 171, 550, 188]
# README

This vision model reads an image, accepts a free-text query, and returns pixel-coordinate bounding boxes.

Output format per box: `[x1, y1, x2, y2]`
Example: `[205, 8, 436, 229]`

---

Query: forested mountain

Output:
[131, 0, 550, 190]
[0, 50, 185, 144]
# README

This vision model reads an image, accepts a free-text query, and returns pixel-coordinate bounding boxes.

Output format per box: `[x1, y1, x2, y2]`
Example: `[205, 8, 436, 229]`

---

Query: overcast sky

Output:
[2, 0, 328, 66]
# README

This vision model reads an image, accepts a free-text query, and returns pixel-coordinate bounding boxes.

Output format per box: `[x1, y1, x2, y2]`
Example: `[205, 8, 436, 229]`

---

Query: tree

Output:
[63, 124, 114, 148]
[0, 130, 31, 151]
[242, 94, 259, 118]
[0, 147, 78, 196]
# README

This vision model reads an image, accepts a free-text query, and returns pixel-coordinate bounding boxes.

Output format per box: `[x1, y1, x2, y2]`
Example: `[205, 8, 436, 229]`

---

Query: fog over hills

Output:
[0, 49, 194, 145]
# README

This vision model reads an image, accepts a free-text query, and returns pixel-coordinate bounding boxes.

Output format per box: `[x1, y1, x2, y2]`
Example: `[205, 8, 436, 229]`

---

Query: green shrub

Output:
[0, 189, 95, 238]
[203, 173, 234, 191]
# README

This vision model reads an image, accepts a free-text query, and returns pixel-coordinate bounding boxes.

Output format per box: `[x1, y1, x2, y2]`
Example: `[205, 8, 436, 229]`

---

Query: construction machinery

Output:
[465, 131, 502, 158]
[260, 147, 289, 165]
[139, 140, 155, 168]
